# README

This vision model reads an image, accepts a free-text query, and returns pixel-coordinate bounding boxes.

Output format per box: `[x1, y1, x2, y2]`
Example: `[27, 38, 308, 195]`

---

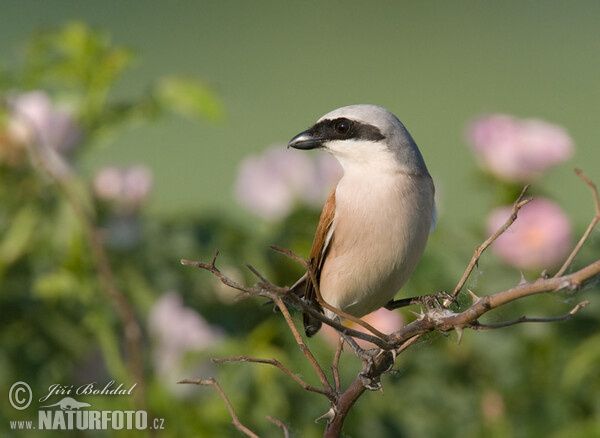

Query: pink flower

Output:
[486, 198, 572, 271]
[234, 145, 342, 220]
[93, 165, 153, 210]
[7, 91, 81, 154]
[148, 292, 225, 378]
[321, 308, 404, 349]
[467, 114, 574, 182]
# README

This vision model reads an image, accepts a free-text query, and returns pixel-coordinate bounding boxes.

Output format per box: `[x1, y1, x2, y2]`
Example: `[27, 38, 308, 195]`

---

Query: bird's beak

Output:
[288, 129, 324, 150]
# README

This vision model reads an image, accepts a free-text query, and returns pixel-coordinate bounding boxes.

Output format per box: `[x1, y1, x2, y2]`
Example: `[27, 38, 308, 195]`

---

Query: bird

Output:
[288, 104, 436, 337]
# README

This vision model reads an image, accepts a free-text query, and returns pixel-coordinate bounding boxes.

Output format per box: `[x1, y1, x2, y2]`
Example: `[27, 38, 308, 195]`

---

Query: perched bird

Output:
[288, 104, 436, 336]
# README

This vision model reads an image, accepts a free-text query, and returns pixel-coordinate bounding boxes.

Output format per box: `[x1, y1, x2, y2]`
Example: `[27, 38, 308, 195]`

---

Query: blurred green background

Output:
[2, 0, 599, 226]
[1, 1, 599, 437]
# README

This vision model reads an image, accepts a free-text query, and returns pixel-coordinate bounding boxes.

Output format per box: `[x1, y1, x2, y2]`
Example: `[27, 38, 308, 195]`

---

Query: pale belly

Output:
[319, 172, 434, 318]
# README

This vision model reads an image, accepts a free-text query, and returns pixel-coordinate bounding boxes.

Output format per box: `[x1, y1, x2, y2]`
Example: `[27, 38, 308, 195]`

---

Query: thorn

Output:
[467, 289, 480, 303]
[519, 271, 527, 285]
[315, 407, 336, 423]
[211, 250, 219, 267]
[556, 279, 572, 291]
[456, 326, 464, 344]
[409, 309, 426, 320]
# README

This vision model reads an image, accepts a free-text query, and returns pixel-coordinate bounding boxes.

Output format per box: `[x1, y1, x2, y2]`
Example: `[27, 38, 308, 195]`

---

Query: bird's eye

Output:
[334, 119, 352, 136]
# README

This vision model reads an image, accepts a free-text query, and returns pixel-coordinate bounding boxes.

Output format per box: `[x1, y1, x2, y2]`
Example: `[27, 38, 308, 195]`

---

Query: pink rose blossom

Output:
[486, 198, 572, 270]
[93, 165, 153, 209]
[467, 114, 574, 182]
[7, 91, 81, 154]
[148, 291, 225, 378]
[321, 307, 404, 349]
[234, 145, 342, 220]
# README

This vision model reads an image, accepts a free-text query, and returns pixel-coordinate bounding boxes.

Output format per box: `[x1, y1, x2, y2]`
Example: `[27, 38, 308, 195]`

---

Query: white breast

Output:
[319, 164, 435, 318]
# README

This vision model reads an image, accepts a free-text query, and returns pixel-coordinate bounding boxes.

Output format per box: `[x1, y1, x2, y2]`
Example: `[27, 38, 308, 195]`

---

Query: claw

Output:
[359, 372, 382, 391]
[418, 291, 456, 311]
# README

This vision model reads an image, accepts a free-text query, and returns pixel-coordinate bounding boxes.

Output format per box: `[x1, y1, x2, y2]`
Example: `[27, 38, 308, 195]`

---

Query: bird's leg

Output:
[385, 291, 457, 311]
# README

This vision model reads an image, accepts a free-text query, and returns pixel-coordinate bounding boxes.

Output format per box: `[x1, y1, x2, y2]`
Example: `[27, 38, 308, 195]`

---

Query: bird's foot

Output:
[418, 291, 456, 310]
[386, 291, 457, 311]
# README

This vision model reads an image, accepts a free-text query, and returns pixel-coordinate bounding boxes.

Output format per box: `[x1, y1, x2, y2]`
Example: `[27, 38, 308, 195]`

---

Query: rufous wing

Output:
[302, 186, 336, 336]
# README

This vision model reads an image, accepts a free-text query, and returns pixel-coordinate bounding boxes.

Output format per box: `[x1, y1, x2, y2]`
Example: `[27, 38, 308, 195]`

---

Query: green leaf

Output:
[33, 269, 81, 300]
[0, 205, 38, 266]
[154, 76, 224, 121]
[561, 332, 600, 388]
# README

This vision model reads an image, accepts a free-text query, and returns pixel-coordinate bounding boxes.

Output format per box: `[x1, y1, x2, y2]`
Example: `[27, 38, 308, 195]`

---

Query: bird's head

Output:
[288, 104, 429, 176]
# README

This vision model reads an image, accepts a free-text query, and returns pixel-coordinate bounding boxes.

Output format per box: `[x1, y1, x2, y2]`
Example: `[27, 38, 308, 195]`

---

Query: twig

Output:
[179, 378, 259, 438]
[270, 295, 336, 399]
[554, 169, 600, 277]
[471, 300, 590, 329]
[452, 185, 531, 298]
[395, 334, 422, 356]
[212, 356, 333, 398]
[332, 338, 344, 393]
[266, 416, 290, 438]
[246, 264, 272, 285]
[181, 258, 260, 295]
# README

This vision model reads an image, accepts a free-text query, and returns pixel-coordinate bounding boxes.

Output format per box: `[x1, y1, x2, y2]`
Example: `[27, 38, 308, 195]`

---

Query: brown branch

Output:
[323, 350, 395, 438]
[212, 355, 334, 399]
[452, 185, 531, 298]
[389, 259, 600, 345]
[179, 378, 259, 438]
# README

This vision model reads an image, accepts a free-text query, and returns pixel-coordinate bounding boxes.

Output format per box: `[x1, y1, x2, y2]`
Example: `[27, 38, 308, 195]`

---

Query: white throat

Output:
[325, 139, 410, 176]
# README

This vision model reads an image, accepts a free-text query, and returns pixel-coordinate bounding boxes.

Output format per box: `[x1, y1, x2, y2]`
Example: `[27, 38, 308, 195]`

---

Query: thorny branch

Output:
[182, 170, 600, 438]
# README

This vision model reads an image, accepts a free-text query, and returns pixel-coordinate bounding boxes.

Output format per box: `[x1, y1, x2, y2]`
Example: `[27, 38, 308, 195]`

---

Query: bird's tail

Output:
[291, 273, 323, 337]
